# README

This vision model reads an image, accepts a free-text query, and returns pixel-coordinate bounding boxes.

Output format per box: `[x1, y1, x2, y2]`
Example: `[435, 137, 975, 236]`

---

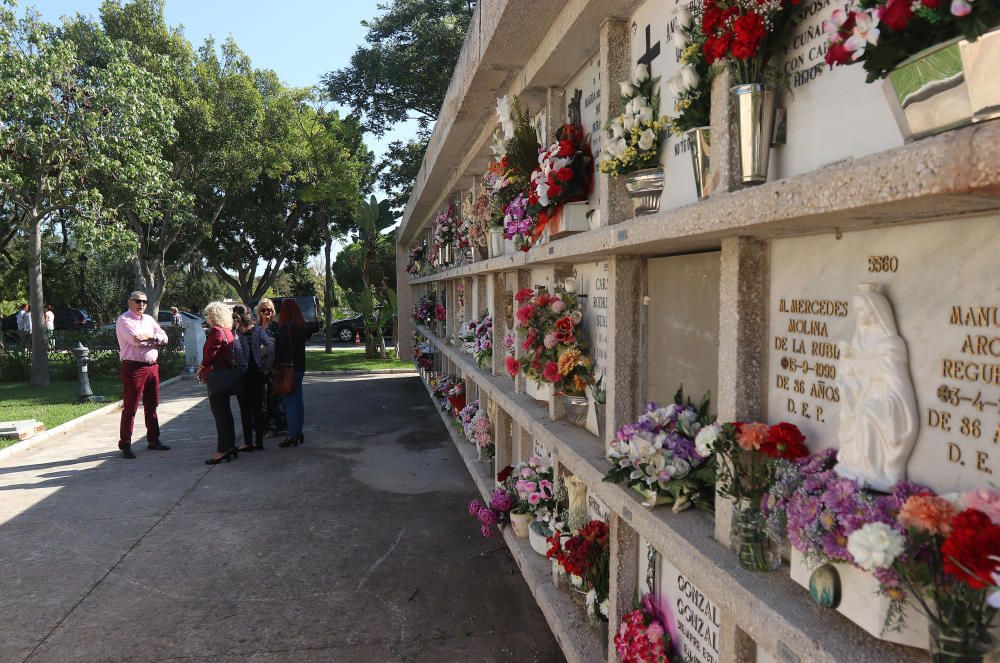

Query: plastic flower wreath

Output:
[512, 282, 593, 395]
[604, 388, 717, 512]
[822, 0, 1000, 80]
[600, 63, 666, 177]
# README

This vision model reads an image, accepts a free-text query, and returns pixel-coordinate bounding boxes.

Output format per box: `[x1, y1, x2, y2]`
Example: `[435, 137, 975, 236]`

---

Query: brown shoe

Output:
[147, 443, 171, 451]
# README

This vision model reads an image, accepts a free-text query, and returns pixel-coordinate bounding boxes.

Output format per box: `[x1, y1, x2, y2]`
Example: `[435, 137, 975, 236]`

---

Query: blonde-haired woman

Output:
[197, 301, 239, 464]
[255, 298, 284, 437]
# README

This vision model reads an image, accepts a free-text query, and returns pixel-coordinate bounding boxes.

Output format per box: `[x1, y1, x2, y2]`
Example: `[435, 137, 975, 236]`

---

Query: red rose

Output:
[548, 183, 563, 198]
[942, 509, 1000, 589]
[556, 167, 574, 182]
[542, 361, 561, 383]
[762, 422, 808, 460]
[505, 354, 520, 378]
[497, 465, 514, 482]
[557, 140, 574, 157]
[702, 6, 724, 32]
[528, 192, 539, 206]
[515, 287, 534, 303]
[731, 39, 757, 60]
[703, 35, 731, 64]
[879, 0, 913, 30]
[555, 316, 574, 333]
[825, 41, 853, 66]
[515, 304, 536, 326]
[734, 12, 766, 46]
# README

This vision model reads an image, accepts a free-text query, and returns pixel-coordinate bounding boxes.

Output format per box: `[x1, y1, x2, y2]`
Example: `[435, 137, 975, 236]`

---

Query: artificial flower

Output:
[542, 361, 562, 383]
[898, 494, 957, 536]
[762, 422, 808, 459]
[962, 488, 1000, 525]
[504, 355, 519, 378]
[632, 63, 650, 83]
[951, 0, 972, 15]
[847, 522, 906, 572]
[694, 423, 721, 457]
[736, 422, 768, 451]
[558, 348, 582, 376]
[941, 509, 1000, 589]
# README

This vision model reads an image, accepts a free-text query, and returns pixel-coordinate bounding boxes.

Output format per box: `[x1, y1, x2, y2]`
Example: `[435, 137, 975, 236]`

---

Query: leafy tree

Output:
[0, 6, 176, 385]
[165, 258, 236, 314]
[322, 0, 471, 209]
[331, 235, 396, 295]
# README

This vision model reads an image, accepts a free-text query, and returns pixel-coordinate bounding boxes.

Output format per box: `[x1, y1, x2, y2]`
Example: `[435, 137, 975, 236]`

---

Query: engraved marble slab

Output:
[575, 261, 610, 387]
[564, 55, 603, 213]
[767, 214, 1000, 493]
[658, 557, 721, 663]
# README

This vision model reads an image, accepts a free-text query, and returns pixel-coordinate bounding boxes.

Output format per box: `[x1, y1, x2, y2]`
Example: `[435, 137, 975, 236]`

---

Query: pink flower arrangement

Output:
[511, 284, 593, 395]
[614, 594, 677, 663]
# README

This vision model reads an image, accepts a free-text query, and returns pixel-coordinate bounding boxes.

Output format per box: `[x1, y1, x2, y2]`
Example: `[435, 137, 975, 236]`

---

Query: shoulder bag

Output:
[206, 337, 242, 397]
[272, 362, 295, 396]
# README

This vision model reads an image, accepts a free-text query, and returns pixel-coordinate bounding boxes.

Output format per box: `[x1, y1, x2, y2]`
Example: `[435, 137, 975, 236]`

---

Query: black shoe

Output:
[278, 436, 299, 448]
[205, 448, 238, 465]
[236, 445, 255, 453]
[120, 447, 136, 459]
[147, 443, 171, 451]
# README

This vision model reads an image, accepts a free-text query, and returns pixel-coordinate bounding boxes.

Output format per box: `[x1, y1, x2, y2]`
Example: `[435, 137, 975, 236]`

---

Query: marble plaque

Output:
[575, 261, 610, 387]
[646, 253, 721, 407]
[658, 557, 721, 663]
[771, 0, 902, 179]
[587, 492, 610, 523]
[768, 214, 1000, 493]
[564, 55, 603, 214]
[629, 0, 699, 212]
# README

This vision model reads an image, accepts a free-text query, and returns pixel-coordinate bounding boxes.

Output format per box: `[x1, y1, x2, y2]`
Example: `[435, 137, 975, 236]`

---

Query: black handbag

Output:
[207, 340, 242, 396]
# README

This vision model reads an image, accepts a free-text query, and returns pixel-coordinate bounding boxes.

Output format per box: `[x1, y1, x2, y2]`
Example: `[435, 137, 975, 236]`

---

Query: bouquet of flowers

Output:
[413, 292, 437, 326]
[502, 192, 537, 253]
[468, 486, 515, 538]
[667, 2, 713, 136]
[446, 380, 466, 414]
[412, 340, 435, 370]
[547, 519, 611, 622]
[529, 123, 593, 211]
[503, 456, 557, 518]
[431, 374, 460, 401]
[823, 0, 1000, 80]
[614, 594, 679, 663]
[433, 206, 458, 248]
[604, 389, 716, 512]
[470, 407, 494, 457]
[600, 64, 666, 177]
[509, 283, 593, 395]
[462, 196, 488, 250]
[458, 399, 480, 438]
[700, 0, 802, 86]
[406, 244, 426, 275]
[472, 315, 493, 368]
[503, 331, 517, 381]
[434, 303, 446, 323]
[456, 319, 478, 353]
[847, 487, 1000, 652]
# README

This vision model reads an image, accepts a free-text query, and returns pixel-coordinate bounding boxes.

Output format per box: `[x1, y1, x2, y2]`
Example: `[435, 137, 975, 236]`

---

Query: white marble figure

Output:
[564, 474, 589, 531]
[835, 283, 919, 491]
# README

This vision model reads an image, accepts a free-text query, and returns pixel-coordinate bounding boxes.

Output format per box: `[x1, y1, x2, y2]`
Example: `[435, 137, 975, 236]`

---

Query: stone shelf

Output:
[417, 326, 924, 663]
[408, 120, 1000, 286]
[419, 377, 606, 663]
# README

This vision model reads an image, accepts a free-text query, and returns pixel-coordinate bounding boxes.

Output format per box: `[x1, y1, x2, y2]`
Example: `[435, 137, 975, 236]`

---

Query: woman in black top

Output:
[232, 305, 270, 452]
[275, 299, 308, 447]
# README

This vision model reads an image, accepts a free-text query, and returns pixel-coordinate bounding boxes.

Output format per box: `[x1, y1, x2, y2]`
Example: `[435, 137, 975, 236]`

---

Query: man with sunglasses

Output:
[115, 291, 171, 459]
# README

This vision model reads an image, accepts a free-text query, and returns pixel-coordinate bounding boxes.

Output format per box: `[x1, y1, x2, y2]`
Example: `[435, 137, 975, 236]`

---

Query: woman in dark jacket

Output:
[275, 299, 308, 447]
[232, 305, 265, 453]
[255, 298, 285, 436]
[197, 301, 239, 464]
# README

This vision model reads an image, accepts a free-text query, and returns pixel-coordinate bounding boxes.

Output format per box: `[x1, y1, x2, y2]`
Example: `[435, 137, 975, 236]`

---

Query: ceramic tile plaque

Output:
[629, 0, 699, 212]
[767, 214, 999, 493]
[771, 0, 902, 179]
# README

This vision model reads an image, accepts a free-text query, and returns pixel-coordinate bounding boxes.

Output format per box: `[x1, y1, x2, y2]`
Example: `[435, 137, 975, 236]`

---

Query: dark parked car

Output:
[329, 313, 395, 343]
[272, 296, 321, 338]
[54, 306, 95, 331]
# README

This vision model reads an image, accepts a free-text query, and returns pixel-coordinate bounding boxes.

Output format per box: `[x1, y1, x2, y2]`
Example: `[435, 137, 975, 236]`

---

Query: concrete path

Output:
[0, 375, 563, 663]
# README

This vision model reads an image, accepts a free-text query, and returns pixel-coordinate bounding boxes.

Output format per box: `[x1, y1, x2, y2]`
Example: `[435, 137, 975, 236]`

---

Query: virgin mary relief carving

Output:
[835, 283, 919, 492]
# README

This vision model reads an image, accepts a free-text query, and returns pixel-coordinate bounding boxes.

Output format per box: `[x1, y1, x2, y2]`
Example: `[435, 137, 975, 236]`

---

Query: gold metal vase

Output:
[731, 84, 776, 186]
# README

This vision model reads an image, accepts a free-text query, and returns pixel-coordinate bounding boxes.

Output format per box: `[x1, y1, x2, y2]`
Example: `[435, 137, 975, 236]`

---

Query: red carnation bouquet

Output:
[548, 519, 611, 622]
[700, 0, 802, 85]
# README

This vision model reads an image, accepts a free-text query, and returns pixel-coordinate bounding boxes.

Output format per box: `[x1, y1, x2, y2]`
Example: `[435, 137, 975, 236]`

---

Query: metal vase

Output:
[884, 27, 1000, 142]
[487, 229, 505, 258]
[685, 126, 711, 200]
[623, 167, 665, 216]
[439, 242, 454, 265]
[731, 84, 777, 186]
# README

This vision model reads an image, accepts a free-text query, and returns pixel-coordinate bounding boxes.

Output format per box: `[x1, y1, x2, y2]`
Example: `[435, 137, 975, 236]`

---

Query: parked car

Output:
[271, 296, 321, 338]
[329, 313, 395, 343]
[157, 310, 203, 328]
[54, 307, 96, 331]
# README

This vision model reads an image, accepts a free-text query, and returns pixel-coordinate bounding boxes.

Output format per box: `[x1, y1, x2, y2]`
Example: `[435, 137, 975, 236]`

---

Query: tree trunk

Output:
[324, 233, 333, 353]
[27, 214, 49, 387]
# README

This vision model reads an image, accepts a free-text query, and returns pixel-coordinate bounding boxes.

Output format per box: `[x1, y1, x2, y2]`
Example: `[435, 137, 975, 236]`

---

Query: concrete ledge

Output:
[419, 326, 922, 663]
[419, 377, 604, 663]
[0, 373, 190, 463]
[307, 369, 417, 376]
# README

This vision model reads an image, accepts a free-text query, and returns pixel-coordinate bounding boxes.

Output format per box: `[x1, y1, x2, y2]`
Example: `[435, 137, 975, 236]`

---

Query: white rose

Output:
[847, 523, 905, 572]
[637, 105, 653, 123]
[563, 277, 577, 293]
[623, 115, 637, 132]
[607, 138, 624, 157]
[667, 74, 686, 97]
[672, 28, 688, 51]
[610, 118, 625, 138]
[632, 63, 650, 84]
[674, 5, 693, 28]
[619, 80, 636, 97]
[496, 95, 514, 139]
[680, 65, 700, 90]
[695, 423, 721, 457]
[638, 127, 656, 151]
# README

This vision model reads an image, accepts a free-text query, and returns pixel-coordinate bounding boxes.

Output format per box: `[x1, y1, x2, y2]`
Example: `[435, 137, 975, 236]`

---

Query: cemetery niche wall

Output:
[397, 1, 1000, 662]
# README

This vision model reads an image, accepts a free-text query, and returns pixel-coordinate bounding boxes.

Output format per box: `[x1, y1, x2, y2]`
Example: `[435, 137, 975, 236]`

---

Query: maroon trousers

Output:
[119, 363, 160, 449]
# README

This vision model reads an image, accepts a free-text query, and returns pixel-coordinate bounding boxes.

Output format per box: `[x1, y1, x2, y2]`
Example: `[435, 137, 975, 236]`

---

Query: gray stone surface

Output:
[0, 376, 563, 663]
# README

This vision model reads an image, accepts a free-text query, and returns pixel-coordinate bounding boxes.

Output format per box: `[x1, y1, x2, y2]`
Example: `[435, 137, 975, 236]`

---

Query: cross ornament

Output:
[637, 24, 661, 68]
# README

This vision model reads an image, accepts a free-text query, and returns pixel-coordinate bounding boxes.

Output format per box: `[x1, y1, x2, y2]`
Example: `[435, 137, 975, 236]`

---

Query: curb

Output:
[307, 369, 417, 376]
[0, 373, 191, 463]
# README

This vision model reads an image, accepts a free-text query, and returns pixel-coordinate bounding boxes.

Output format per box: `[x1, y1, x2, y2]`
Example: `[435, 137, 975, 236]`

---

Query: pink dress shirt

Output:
[116, 311, 169, 363]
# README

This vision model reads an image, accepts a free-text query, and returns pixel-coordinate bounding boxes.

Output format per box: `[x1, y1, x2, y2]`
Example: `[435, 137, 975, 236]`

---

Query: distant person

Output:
[171, 306, 182, 327]
[115, 291, 170, 459]
[232, 304, 265, 453]
[256, 298, 285, 437]
[44, 304, 55, 350]
[197, 301, 239, 465]
[275, 298, 307, 448]
[16, 303, 29, 348]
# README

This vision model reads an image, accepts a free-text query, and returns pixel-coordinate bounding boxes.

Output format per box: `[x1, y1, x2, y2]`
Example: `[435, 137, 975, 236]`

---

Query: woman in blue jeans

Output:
[275, 299, 308, 447]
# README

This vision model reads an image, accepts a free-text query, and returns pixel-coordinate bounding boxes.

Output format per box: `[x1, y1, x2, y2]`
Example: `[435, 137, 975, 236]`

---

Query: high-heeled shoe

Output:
[278, 434, 303, 448]
[205, 448, 238, 465]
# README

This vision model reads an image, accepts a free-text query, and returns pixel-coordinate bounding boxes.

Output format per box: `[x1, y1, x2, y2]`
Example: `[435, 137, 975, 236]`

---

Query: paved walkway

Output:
[0, 375, 562, 662]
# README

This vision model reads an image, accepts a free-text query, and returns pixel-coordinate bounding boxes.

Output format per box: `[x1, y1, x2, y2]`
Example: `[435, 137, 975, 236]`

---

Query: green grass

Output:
[305, 348, 412, 373]
[0, 377, 123, 449]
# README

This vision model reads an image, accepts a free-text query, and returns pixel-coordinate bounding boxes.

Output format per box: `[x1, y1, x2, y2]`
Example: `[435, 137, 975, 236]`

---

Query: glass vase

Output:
[730, 503, 781, 572]
[929, 622, 998, 663]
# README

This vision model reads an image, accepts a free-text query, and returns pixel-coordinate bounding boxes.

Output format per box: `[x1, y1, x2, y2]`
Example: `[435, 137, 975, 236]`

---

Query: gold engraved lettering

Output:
[942, 359, 1000, 386]
[927, 408, 952, 432]
[810, 341, 841, 359]
[950, 306, 1000, 328]
[960, 335, 1000, 357]
[787, 318, 829, 337]
[976, 451, 992, 474]
[948, 442, 963, 464]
